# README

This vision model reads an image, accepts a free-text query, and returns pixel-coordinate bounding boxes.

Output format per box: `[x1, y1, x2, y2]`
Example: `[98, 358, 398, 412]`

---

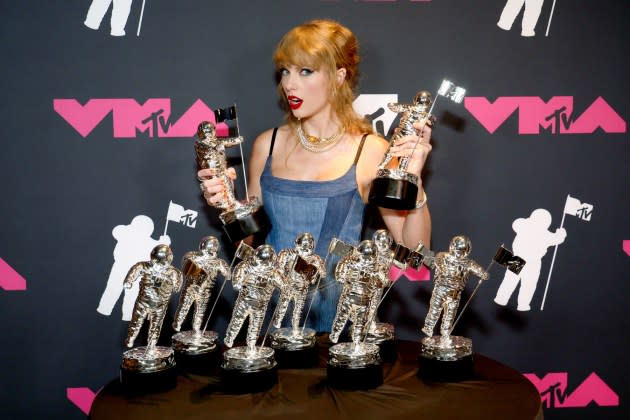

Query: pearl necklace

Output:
[296, 121, 346, 153]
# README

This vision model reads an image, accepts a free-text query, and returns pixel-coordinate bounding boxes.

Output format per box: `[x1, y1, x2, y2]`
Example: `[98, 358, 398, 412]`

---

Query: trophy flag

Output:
[563, 194, 594, 221]
[541, 194, 594, 310]
[493, 245, 526, 274]
[436, 80, 466, 104]
[164, 200, 198, 235]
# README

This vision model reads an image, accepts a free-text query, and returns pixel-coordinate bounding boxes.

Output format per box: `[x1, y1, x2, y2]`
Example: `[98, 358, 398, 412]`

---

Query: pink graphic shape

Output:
[67, 387, 99, 415]
[623, 240, 630, 257]
[389, 265, 430, 282]
[163, 99, 229, 138]
[562, 373, 619, 407]
[524, 372, 619, 408]
[53, 99, 113, 138]
[568, 97, 627, 134]
[0, 258, 27, 290]
[464, 97, 521, 134]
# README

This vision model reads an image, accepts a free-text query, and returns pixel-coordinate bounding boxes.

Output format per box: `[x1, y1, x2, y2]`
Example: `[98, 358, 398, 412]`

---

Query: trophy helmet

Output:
[295, 232, 315, 256]
[150, 244, 173, 264]
[372, 229, 393, 252]
[357, 240, 376, 261]
[254, 244, 276, 266]
[449, 235, 471, 258]
[413, 91, 432, 107]
[199, 236, 219, 256]
[197, 121, 216, 140]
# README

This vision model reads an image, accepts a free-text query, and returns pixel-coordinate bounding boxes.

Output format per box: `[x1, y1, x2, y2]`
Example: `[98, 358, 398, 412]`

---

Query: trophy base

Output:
[120, 346, 177, 394]
[172, 330, 220, 375]
[368, 173, 418, 210]
[327, 342, 383, 390]
[221, 204, 270, 243]
[271, 327, 318, 368]
[417, 336, 474, 382]
[221, 346, 277, 393]
[365, 323, 397, 362]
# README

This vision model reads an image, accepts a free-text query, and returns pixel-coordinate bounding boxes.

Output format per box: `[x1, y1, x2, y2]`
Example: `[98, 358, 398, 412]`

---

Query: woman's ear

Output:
[336, 68, 347, 85]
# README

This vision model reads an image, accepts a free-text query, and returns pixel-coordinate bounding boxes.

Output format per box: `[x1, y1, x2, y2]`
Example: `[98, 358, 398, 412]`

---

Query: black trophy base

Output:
[174, 348, 220, 375]
[274, 344, 319, 369]
[368, 177, 418, 210]
[326, 362, 383, 390]
[119, 366, 177, 395]
[220, 366, 278, 394]
[223, 206, 270, 243]
[417, 354, 475, 382]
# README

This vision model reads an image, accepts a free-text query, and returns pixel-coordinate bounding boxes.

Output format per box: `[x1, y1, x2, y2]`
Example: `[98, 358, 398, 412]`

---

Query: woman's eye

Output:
[279, 68, 289, 76]
[300, 68, 313, 76]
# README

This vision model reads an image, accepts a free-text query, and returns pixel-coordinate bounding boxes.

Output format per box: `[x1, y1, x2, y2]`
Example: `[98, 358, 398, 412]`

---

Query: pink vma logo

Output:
[465, 97, 626, 134]
[524, 372, 619, 408]
[53, 99, 230, 138]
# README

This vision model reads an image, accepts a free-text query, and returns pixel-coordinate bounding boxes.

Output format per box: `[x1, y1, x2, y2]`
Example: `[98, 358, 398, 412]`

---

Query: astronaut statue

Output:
[124, 244, 182, 351]
[379, 91, 434, 171]
[272, 233, 326, 331]
[195, 121, 244, 212]
[120, 244, 182, 389]
[171, 236, 230, 362]
[364, 229, 397, 343]
[418, 235, 489, 380]
[327, 240, 384, 389]
[195, 120, 268, 242]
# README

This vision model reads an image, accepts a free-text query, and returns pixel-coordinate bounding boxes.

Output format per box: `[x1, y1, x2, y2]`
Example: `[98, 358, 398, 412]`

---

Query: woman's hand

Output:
[387, 119, 433, 178]
[198, 167, 237, 207]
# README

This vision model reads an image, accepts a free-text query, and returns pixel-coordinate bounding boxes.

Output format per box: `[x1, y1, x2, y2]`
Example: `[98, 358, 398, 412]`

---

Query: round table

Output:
[90, 337, 543, 419]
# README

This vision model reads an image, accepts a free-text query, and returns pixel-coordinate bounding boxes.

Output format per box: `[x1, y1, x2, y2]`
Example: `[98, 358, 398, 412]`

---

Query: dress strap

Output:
[269, 127, 279, 156]
[352, 133, 369, 165]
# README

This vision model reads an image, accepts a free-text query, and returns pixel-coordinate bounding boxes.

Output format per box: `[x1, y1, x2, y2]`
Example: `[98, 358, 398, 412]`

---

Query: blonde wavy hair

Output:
[273, 19, 373, 136]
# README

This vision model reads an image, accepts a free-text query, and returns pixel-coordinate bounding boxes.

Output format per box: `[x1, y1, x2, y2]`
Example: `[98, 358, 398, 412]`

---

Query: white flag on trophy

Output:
[563, 194, 594, 222]
[164, 200, 198, 234]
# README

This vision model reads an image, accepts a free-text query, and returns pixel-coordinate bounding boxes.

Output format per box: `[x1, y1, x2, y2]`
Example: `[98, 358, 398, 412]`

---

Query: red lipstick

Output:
[288, 95, 303, 110]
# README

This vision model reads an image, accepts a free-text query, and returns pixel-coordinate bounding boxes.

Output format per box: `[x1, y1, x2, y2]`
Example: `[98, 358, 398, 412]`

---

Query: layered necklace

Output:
[296, 121, 346, 153]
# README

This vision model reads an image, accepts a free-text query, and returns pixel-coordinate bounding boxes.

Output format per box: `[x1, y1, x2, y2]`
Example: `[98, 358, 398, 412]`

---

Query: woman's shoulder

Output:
[360, 132, 389, 160]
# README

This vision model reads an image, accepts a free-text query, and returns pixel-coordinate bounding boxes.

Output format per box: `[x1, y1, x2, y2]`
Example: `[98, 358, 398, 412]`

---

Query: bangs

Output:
[273, 29, 333, 71]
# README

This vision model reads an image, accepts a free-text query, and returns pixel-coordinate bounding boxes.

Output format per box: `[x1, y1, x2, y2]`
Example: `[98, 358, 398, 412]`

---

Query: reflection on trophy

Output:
[269, 233, 326, 367]
[120, 244, 183, 393]
[196, 105, 270, 242]
[368, 79, 466, 210]
[327, 240, 384, 390]
[171, 236, 230, 374]
[418, 235, 488, 381]
[221, 244, 283, 393]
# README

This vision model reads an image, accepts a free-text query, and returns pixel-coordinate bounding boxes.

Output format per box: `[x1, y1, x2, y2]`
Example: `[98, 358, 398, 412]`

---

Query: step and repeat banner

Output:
[1, 1, 627, 418]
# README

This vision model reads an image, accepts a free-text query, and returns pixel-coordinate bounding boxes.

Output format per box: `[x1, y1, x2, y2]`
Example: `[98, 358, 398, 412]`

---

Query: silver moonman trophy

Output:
[327, 240, 384, 390]
[171, 236, 230, 374]
[196, 105, 270, 242]
[120, 244, 183, 393]
[221, 244, 284, 393]
[368, 80, 466, 210]
[418, 235, 488, 381]
[269, 233, 326, 368]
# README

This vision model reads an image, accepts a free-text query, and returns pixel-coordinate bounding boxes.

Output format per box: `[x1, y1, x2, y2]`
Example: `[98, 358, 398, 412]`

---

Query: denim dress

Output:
[260, 128, 368, 332]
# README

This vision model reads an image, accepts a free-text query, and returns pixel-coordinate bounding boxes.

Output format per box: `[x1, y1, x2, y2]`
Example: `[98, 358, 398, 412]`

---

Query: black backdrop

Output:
[1, 1, 628, 418]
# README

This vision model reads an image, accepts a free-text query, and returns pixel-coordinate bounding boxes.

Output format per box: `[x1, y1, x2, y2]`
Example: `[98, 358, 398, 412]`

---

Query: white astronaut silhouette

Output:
[494, 209, 566, 311]
[97, 215, 170, 320]
[497, 0, 545, 37]
[84, 0, 134, 37]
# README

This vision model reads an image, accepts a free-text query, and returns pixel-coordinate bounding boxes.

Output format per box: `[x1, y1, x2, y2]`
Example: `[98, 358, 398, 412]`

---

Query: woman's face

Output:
[279, 64, 332, 120]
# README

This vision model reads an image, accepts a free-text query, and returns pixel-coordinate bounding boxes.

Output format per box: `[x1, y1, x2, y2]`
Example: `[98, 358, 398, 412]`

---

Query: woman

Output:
[199, 19, 432, 332]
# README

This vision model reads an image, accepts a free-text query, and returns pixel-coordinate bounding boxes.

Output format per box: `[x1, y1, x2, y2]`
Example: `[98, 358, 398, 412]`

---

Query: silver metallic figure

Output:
[195, 121, 244, 212]
[272, 233, 326, 331]
[224, 244, 284, 353]
[366, 230, 396, 335]
[378, 91, 433, 171]
[124, 244, 183, 351]
[172, 236, 230, 333]
[421, 236, 489, 339]
[330, 240, 381, 344]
